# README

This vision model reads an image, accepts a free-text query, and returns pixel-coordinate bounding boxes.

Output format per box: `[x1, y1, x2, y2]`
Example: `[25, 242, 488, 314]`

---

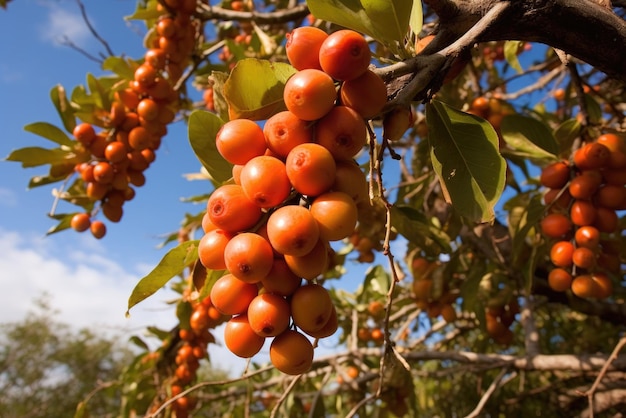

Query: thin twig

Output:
[270, 374, 302, 418]
[76, 0, 114, 57]
[464, 367, 511, 418]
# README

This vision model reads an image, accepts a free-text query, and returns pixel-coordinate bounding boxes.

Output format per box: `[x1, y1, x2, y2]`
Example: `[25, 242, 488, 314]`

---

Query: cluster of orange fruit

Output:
[196, 27, 384, 374]
[485, 298, 519, 345]
[411, 257, 457, 323]
[69, 0, 204, 239]
[540, 133, 625, 299]
[169, 295, 225, 418]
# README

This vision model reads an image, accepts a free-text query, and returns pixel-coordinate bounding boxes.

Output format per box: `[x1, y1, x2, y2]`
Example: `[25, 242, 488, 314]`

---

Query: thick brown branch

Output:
[197, 3, 309, 25]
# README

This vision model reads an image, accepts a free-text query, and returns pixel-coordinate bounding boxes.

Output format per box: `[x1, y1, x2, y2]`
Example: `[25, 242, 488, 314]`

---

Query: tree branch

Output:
[197, 3, 309, 25]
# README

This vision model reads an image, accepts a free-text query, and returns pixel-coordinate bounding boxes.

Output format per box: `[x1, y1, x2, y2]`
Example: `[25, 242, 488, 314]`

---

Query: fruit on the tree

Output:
[70, 213, 91, 232]
[540, 161, 570, 188]
[548, 268, 574, 292]
[206, 184, 263, 232]
[540, 213, 572, 239]
[239, 156, 291, 208]
[339, 69, 387, 119]
[266, 205, 320, 256]
[285, 143, 336, 196]
[283, 69, 336, 121]
[269, 329, 314, 375]
[284, 238, 329, 280]
[309, 191, 358, 241]
[223, 232, 274, 283]
[263, 110, 312, 158]
[315, 105, 367, 160]
[285, 26, 328, 71]
[224, 314, 266, 358]
[382, 106, 414, 142]
[210, 273, 258, 315]
[247, 293, 291, 337]
[198, 229, 232, 270]
[215, 119, 267, 165]
[319, 29, 371, 81]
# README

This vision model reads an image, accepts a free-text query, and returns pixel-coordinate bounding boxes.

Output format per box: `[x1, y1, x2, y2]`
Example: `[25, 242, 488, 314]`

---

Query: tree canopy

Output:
[4, 0, 626, 417]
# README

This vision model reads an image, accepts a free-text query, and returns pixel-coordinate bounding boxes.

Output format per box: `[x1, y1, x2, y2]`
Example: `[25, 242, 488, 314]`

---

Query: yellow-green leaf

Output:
[501, 114, 559, 163]
[308, 0, 415, 52]
[50, 85, 76, 133]
[224, 58, 296, 120]
[6, 146, 73, 168]
[24, 122, 74, 147]
[426, 100, 506, 223]
[126, 240, 199, 315]
[188, 110, 232, 184]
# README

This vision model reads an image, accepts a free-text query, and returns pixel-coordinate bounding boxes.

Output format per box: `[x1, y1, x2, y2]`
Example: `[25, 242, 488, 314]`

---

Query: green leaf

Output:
[126, 240, 199, 315]
[409, 0, 423, 35]
[390, 205, 452, 253]
[506, 193, 544, 266]
[46, 213, 76, 235]
[426, 100, 506, 223]
[86, 73, 108, 111]
[24, 122, 74, 147]
[29, 173, 69, 189]
[224, 58, 296, 120]
[554, 118, 582, 156]
[357, 264, 390, 302]
[503, 41, 523, 73]
[50, 85, 76, 133]
[307, 0, 414, 52]
[209, 71, 231, 122]
[584, 94, 603, 125]
[500, 114, 559, 162]
[5, 147, 73, 168]
[188, 110, 233, 184]
[102, 56, 135, 80]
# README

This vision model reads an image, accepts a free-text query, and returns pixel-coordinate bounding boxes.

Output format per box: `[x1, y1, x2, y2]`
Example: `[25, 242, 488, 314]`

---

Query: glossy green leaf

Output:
[501, 114, 559, 162]
[503, 41, 523, 73]
[188, 110, 233, 184]
[390, 205, 452, 253]
[5, 147, 73, 168]
[23, 122, 74, 147]
[50, 85, 76, 133]
[426, 100, 506, 223]
[126, 240, 199, 315]
[307, 0, 414, 50]
[224, 58, 296, 120]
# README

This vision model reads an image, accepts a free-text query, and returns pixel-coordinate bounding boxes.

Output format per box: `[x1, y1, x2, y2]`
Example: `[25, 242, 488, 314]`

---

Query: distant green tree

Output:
[0, 297, 134, 418]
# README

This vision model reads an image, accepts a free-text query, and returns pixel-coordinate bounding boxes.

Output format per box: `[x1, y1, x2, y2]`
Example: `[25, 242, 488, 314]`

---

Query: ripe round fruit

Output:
[210, 273, 258, 315]
[548, 268, 573, 292]
[568, 171, 602, 200]
[309, 191, 358, 241]
[206, 184, 263, 232]
[284, 238, 329, 280]
[319, 29, 371, 81]
[593, 207, 619, 232]
[571, 274, 598, 298]
[594, 184, 626, 209]
[71, 213, 91, 232]
[572, 246, 596, 270]
[290, 283, 333, 333]
[198, 229, 232, 270]
[224, 314, 265, 358]
[283, 69, 336, 121]
[540, 213, 572, 239]
[573, 142, 611, 170]
[549, 240, 574, 268]
[93, 162, 115, 184]
[89, 220, 107, 239]
[215, 119, 267, 165]
[240, 156, 291, 208]
[247, 293, 291, 337]
[269, 329, 314, 375]
[266, 205, 320, 256]
[128, 126, 152, 151]
[574, 226, 600, 249]
[286, 143, 336, 196]
[261, 258, 302, 297]
[224, 232, 274, 283]
[570, 200, 597, 226]
[305, 304, 338, 339]
[339, 70, 387, 119]
[592, 273, 613, 299]
[315, 105, 367, 160]
[332, 159, 369, 203]
[263, 111, 313, 158]
[73, 123, 96, 146]
[104, 141, 128, 164]
[285, 26, 328, 70]
[540, 161, 570, 189]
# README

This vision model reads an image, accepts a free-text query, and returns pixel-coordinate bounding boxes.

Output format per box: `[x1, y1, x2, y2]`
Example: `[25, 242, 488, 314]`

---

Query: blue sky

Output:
[0, 0, 208, 348]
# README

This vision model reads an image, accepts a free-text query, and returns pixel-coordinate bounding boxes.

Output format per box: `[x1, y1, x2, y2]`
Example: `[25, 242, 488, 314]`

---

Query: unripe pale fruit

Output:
[383, 106, 414, 142]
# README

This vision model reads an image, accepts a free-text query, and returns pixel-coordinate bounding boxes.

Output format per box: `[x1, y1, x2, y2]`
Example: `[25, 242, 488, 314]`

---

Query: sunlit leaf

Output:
[409, 0, 423, 35]
[426, 100, 506, 223]
[357, 265, 390, 303]
[307, 0, 415, 52]
[188, 110, 233, 184]
[506, 193, 544, 266]
[6, 147, 74, 168]
[102, 56, 135, 80]
[50, 85, 76, 133]
[503, 41, 523, 73]
[501, 114, 559, 162]
[126, 240, 199, 315]
[46, 213, 75, 235]
[23, 122, 74, 147]
[390, 205, 452, 253]
[209, 71, 231, 122]
[554, 118, 582, 156]
[224, 58, 296, 120]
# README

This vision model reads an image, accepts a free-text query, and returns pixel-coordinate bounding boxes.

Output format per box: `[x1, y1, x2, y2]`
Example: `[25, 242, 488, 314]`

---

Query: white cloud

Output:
[39, 5, 92, 47]
[0, 227, 247, 375]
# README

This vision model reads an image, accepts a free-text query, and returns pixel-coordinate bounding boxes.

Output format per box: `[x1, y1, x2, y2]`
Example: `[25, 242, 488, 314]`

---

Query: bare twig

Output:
[76, 0, 114, 57]
[464, 368, 515, 418]
[197, 2, 309, 25]
[270, 375, 302, 418]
